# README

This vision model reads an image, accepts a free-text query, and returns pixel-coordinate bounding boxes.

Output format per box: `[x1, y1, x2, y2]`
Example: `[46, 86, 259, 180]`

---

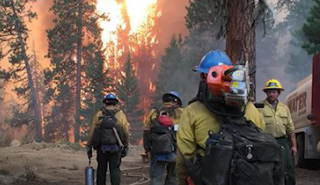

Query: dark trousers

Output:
[276, 137, 296, 185]
[150, 157, 177, 185]
[96, 150, 121, 185]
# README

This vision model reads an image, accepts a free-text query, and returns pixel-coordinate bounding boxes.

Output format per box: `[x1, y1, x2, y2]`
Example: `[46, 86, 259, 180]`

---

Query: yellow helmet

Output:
[263, 79, 284, 91]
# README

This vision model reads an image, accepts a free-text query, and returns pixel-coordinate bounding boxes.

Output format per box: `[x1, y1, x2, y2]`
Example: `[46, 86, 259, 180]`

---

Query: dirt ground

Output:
[0, 143, 320, 185]
[0, 143, 147, 185]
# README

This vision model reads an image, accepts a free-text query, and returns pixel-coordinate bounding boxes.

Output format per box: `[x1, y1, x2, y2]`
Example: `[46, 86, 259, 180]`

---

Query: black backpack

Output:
[92, 108, 123, 150]
[185, 116, 285, 185]
[143, 107, 176, 154]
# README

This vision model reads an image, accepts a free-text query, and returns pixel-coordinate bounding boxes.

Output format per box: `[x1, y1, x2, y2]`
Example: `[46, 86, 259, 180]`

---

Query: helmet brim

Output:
[103, 98, 119, 104]
[263, 88, 284, 92]
[162, 93, 182, 106]
[193, 66, 208, 74]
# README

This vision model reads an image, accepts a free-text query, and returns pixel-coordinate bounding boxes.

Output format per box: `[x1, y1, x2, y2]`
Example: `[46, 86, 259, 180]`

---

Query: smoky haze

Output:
[2, 0, 310, 118]
[28, 0, 54, 68]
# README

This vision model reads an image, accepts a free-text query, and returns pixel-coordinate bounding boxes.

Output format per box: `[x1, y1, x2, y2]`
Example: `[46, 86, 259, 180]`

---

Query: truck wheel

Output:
[295, 134, 307, 168]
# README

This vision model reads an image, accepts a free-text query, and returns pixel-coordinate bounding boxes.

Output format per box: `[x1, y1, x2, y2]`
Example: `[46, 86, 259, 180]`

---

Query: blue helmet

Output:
[162, 91, 182, 106]
[194, 50, 232, 74]
[103, 93, 118, 103]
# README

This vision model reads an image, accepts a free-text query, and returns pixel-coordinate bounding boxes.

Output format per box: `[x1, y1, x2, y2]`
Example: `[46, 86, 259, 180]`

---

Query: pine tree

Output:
[4, 43, 45, 144]
[279, 0, 314, 83]
[302, 0, 320, 55]
[129, 26, 159, 116]
[152, 35, 185, 107]
[45, 0, 77, 141]
[116, 53, 143, 144]
[80, 40, 113, 142]
[45, 0, 110, 142]
[0, 0, 42, 141]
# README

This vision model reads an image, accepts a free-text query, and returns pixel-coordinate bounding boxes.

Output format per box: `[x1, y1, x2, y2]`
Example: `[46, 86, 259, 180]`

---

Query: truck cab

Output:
[284, 54, 320, 169]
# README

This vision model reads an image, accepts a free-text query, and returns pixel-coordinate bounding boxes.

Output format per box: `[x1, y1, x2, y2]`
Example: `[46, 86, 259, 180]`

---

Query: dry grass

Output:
[0, 169, 10, 175]
[21, 163, 37, 181]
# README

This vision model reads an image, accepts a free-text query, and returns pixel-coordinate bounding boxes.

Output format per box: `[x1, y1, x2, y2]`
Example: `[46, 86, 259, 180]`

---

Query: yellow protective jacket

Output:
[143, 102, 184, 129]
[258, 100, 295, 138]
[176, 101, 265, 185]
[87, 105, 130, 147]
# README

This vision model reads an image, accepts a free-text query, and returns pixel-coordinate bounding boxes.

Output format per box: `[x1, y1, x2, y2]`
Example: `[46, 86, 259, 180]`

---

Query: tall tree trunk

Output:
[32, 43, 44, 135]
[74, 0, 83, 143]
[225, 0, 256, 100]
[11, 0, 42, 142]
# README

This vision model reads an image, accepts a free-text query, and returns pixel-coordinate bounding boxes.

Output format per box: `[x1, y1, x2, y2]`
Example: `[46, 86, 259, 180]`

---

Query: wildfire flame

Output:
[96, 0, 161, 116]
[96, 0, 160, 69]
[148, 79, 155, 92]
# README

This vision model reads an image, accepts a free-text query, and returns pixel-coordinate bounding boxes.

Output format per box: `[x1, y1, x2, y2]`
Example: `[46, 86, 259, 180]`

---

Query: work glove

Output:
[87, 146, 92, 159]
[121, 146, 128, 158]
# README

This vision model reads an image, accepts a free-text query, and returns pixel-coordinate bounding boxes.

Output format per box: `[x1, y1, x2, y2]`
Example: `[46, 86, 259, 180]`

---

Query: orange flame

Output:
[148, 79, 156, 92]
[96, 0, 160, 70]
[96, 0, 161, 117]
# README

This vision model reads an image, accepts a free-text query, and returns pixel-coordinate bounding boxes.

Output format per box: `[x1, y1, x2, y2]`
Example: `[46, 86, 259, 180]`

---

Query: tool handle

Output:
[112, 127, 124, 148]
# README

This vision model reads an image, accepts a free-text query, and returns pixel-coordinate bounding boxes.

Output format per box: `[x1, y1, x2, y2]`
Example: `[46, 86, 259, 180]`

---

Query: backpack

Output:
[92, 108, 124, 150]
[189, 116, 285, 185]
[144, 107, 176, 154]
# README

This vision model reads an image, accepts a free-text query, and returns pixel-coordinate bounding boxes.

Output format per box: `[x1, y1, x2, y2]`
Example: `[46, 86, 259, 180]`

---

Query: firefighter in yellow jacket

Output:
[258, 79, 297, 185]
[176, 50, 266, 185]
[143, 91, 184, 185]
[87, 93, 130, 185]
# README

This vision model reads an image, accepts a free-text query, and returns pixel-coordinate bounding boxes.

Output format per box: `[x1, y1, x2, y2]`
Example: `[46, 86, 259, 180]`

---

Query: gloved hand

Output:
[121, 146, 128, 158]
[87, 146, 92, 159]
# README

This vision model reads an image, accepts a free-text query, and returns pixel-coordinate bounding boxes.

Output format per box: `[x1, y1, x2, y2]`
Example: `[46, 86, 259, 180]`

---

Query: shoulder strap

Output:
[188, 97, 199, 105]
[150, 108, 159, 120]
[100, 107, 119, 118]
[100, 107, 107, 113]
[176, 144, 204, 168]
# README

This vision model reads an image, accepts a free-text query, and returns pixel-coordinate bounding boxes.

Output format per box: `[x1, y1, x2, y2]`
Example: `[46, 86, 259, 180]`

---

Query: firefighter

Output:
[176, 50, 266, 185]
[143, 91, 184, 185]
[258, 79, 297, 185]
[86, 93, 130, 185]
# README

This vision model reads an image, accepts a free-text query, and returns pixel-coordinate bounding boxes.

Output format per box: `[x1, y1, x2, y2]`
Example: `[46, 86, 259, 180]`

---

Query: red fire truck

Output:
[284, 54, 320, 169]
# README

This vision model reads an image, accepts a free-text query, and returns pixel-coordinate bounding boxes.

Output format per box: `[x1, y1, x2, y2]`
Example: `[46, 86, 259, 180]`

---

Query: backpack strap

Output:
[188, 97, 199, 105]
[100, 107, 119, 118]
[176, 144, 204, 167]
[149, 108, 161, 127]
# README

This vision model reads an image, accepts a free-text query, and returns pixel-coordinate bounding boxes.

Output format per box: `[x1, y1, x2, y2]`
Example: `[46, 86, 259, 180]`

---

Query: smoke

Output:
[1, 0, 54, 121]
[1, 0, 302, 114]
[27, 0, 55, 68]
[154, 0, 189, 56]
[154, 0, 297, 104]
[255, 0, 295, 102]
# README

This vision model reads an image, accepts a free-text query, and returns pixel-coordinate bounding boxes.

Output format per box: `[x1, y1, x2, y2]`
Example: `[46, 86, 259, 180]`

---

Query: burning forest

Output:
[0, 0, 316, 147]
[0, 0, 189, 145]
